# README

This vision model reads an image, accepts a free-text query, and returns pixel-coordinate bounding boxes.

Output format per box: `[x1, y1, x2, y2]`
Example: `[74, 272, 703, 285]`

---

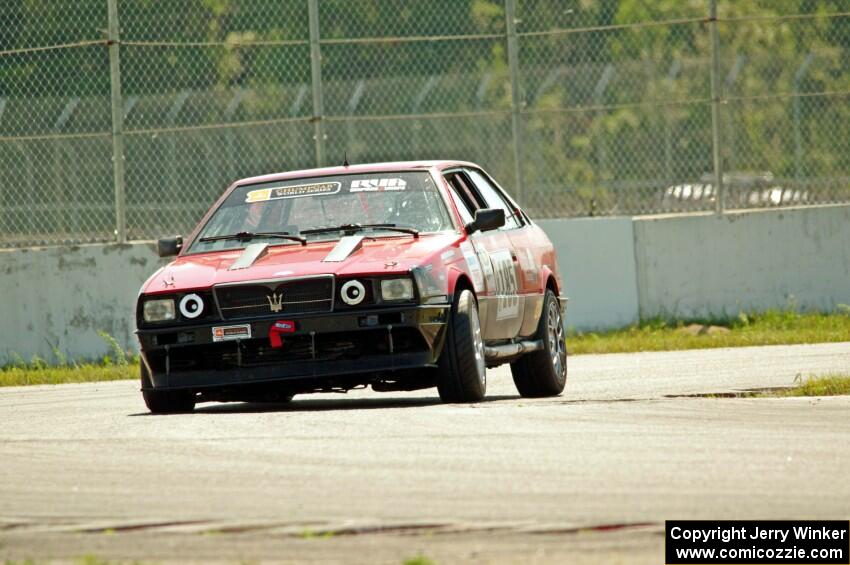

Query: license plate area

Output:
[212, 324, 252, 342]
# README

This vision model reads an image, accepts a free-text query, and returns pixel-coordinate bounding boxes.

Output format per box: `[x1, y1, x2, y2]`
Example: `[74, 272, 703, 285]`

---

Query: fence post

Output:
[307, 0, 326, 167]
[505, 0, 525, 204]
[708, 0, 724, 214]
[107, 0, 127, 242]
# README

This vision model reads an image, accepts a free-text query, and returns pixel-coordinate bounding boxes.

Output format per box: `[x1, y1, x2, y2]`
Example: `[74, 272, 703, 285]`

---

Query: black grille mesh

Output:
[215, 277, 333, 320]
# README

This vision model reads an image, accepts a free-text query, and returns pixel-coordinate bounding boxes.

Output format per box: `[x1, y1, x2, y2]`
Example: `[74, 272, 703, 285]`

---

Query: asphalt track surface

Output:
[1, 342, 849, 564]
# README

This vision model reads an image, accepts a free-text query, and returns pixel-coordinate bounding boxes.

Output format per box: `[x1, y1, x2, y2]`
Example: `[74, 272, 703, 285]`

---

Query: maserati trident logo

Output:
[266, 292, 284, 313]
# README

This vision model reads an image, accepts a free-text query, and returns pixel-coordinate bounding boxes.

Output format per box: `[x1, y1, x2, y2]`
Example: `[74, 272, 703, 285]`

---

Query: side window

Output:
[446, 181, 474, 225]
[448, 172, 485, 210]
[444, 173, 480, 225]
[464, 169, 521, 229]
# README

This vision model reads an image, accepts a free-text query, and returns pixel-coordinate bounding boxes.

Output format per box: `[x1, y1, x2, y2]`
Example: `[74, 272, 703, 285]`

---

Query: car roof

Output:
[233, 160, 479, 187]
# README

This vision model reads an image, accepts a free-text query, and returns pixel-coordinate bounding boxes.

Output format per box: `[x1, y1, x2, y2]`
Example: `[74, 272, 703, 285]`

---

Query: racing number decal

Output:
[489, 250, 519, 320]
[460, 243, 519, 320]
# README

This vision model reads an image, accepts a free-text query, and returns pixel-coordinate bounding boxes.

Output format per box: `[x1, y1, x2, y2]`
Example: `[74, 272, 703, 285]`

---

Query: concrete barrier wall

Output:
[2, 204, 848, 363]
[536, 218, 639, 331]
[633, 205, 850, 319]
[0, 243, 167, 365]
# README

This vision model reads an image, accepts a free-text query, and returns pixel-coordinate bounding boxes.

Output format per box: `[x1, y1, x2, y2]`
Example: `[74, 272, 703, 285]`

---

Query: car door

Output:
[463, 167, 546, 339]
[443, 169, 524, 341]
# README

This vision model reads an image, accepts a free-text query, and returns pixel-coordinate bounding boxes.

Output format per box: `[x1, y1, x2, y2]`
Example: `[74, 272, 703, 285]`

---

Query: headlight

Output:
[381, 278, 414, 301]
[143, 298, 176, 322]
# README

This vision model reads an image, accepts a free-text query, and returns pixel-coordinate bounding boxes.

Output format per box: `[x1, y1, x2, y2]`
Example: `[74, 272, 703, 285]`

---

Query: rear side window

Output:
[464, 169, 521, 230]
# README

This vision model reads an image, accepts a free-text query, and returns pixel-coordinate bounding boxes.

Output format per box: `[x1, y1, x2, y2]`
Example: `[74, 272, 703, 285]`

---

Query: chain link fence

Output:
[1, 0, 849, 248]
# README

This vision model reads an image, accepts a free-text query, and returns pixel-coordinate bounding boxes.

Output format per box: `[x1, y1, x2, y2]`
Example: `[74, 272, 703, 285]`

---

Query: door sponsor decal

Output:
[489, 250, 520, 320]
[459, 241, 485, 292]
[478, 247, 497, 292]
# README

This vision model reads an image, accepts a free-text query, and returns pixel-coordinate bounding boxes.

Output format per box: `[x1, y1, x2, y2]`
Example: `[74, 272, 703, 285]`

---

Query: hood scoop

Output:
[228, 243, 269, 270]
[323, 235, 364, 262]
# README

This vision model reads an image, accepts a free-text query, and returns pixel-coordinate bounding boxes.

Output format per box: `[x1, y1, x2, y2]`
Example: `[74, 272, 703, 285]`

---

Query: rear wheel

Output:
[436, 289, 486, 403]
[141, 365, 196, 414]
[510, 290, 567, 397]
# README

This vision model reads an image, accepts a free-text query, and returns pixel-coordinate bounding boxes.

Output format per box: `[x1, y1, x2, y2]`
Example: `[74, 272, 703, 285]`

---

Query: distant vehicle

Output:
[661, 171, 809, 211]
[136, 161, 568, 413]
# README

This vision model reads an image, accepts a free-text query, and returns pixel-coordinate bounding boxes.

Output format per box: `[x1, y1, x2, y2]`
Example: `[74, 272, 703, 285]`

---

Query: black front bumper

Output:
[137, 304, 449, 391]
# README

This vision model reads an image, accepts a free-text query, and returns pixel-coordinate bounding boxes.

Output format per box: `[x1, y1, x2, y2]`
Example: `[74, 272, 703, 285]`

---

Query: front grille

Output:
[214, 276, 333, 320]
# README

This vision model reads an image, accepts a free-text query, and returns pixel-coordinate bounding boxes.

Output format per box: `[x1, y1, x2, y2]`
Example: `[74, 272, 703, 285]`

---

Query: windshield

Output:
[189, 171, 454, 253]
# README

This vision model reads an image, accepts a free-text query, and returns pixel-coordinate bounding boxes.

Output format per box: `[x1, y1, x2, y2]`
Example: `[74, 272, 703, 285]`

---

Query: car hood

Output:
[142, 232, 462, 294]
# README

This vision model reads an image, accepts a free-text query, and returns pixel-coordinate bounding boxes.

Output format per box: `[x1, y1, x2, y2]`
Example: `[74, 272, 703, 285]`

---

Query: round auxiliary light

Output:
[340, 280, 366, 306]
[179, 293, 204, 319]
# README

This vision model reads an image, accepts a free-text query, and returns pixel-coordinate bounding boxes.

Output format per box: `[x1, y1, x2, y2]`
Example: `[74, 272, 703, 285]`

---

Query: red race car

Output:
[136, 161, 567, 413]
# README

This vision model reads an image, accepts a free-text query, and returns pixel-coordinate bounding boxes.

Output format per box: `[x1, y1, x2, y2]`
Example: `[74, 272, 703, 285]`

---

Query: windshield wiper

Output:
[300, 223, 419, 239]
[198, 231, 307, 246]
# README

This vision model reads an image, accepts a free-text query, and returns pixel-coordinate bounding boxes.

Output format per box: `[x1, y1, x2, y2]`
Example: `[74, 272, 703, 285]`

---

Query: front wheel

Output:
[141, 365, 196, 414]
[436, 289, 487, 403]
[510, 290, 567, 397]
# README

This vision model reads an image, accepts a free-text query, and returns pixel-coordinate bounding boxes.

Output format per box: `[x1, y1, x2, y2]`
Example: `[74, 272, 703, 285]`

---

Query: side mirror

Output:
[466, 208, 505, 234]
[157, 236, 183, 258]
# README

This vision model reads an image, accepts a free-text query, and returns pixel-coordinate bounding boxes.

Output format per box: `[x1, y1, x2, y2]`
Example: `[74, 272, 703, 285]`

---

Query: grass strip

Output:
[569, 310, 850, 355]
[0, 363, 138, 387]
[758, 374, 850, 397]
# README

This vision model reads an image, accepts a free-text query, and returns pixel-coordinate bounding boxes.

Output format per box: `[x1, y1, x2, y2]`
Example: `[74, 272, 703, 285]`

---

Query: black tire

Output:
[510, 289, 567, 397]
[141, 365, 196, 414]
[436, 289, 487, 403]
